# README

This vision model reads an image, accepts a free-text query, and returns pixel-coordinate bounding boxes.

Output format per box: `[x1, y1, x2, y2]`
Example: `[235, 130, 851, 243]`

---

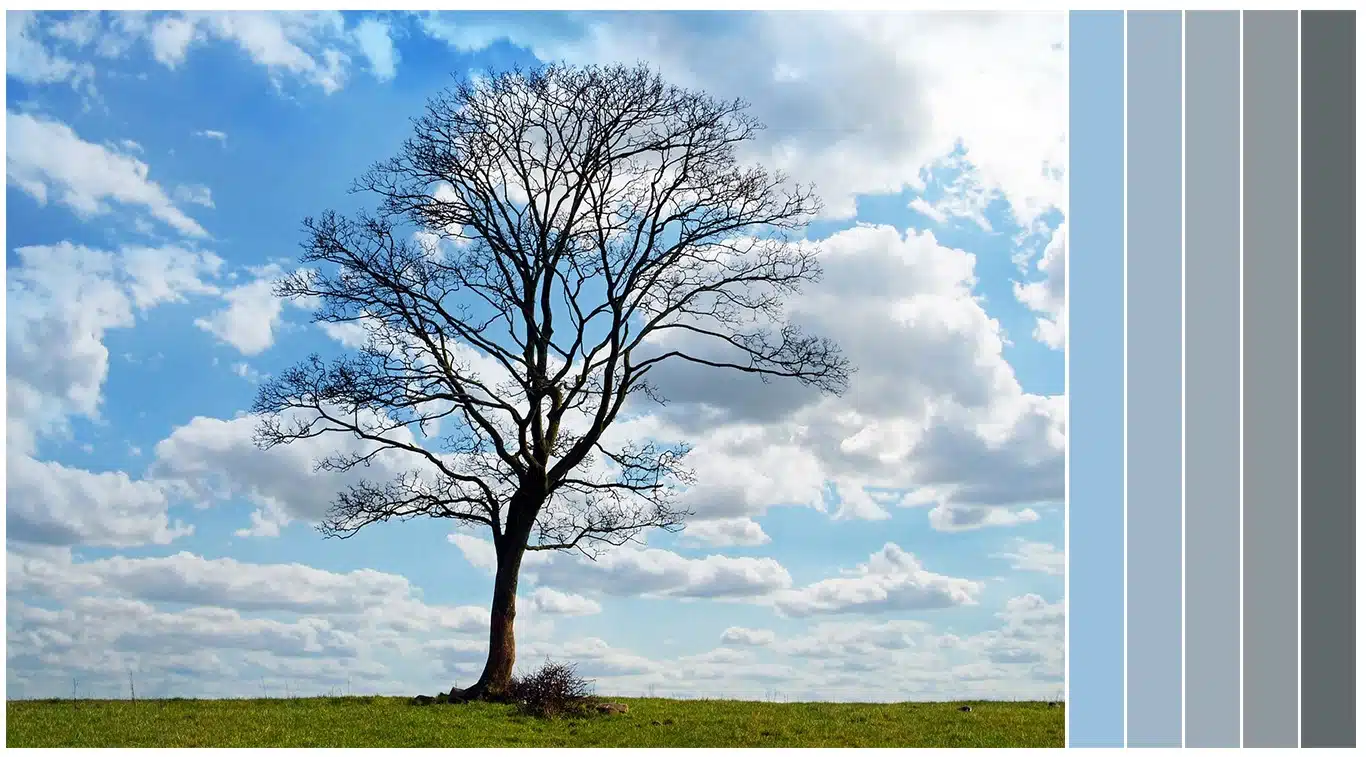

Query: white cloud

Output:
[231, 362, 265, 385]
[174, 183, 215, 208]
[928, 504, 1042, 533]
[150, 409, 419, 531]
[620, 224, 1063, 530]
[194, 128, 228, 145]
[199, 11, 350, 94]
[994, 540, 1065, 576]
[424, 12, 1065, 226]
[122, 245, 223, 308]
[318, 319, 370, 349]
[6, 241, 219, 454]
[682, 518, 772, 547]
[521, 637, 659, 678]
[6, 110, 208, 237]
[544, 547, 795, 600]
[352, 17, 398, 82]
[48, 11, 103, 48]
[449, 535, 792, 600]
[12, 11, 398, 97]
[194, 265, 292, 355]
[770, 543, 982, 617]
[528, 588, 602, 617]
[1014, 223, 1067, 349]
[3, 547, 517, 698]
[775, 618, 930, 658]
[720, 627, 776, 647]
[998, 593, 1065, 634]
[6, 242, 132, 453]
[5, 10, 96, 89]
[149, 14, 198, 66]
[3, 242, 217, 552]
[5, 455, 191, 548]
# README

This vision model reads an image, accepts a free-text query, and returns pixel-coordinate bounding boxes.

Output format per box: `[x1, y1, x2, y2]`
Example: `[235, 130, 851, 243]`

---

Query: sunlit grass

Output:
[6, 696, 1063, 748]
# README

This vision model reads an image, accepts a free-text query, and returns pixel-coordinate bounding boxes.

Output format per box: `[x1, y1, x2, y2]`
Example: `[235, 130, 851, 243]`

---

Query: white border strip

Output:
[1179, 7, 1189, 750]
[1121, 8, 1131, 748]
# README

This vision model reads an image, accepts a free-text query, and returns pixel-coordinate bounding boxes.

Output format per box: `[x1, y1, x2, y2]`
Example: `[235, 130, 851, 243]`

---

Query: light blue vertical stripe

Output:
[1125, 10, 1183, 748]
[1067, 10, 1126, 748]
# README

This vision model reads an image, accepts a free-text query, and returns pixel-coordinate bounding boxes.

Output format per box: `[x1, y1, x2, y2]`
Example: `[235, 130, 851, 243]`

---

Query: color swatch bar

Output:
[1067, 10, 1125, 748]
[1183, 10, 1242, 748]
[1242, 10, 1299, 749]
[1070, 10, 1356, 748]
[1300, 9, 1356, 749]
[1125, 11, 1183, 748]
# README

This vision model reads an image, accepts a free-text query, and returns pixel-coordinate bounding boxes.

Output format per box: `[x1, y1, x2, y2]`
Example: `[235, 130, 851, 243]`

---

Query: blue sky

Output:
[5, 10, 1066, 701]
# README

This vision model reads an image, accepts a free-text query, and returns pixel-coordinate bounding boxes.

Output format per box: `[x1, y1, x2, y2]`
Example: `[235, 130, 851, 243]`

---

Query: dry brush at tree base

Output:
[250, 60, 850, 703]
[5, 698, 1065, 748]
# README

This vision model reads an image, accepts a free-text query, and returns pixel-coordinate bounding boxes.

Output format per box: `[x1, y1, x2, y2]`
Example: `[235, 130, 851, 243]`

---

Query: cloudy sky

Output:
[5, 10, 1066, 702]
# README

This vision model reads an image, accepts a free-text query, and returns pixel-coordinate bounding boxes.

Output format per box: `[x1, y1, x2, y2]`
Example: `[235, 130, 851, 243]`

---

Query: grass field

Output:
[5, 696, 1063, 748]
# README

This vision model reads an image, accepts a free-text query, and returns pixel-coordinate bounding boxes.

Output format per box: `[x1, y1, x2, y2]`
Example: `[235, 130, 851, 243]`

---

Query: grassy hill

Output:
[6, 696, 1063, 748]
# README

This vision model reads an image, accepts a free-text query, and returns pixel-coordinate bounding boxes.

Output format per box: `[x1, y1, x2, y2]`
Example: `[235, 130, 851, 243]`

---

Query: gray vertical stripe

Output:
[1126, 10, 1184, 748]
[1242, 10, 1300, 749]
[1183, 10, 1242, 748]
[1300, 9, 1356, 749]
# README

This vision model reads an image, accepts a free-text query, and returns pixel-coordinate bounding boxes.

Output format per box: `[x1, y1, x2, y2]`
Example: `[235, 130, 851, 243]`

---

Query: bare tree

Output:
[253, 63, 849, 701]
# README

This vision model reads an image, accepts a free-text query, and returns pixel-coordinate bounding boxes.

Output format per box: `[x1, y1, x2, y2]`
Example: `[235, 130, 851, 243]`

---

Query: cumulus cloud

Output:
[611, 224, 1063, 530]
[775, 618, 930, 659]
[419, 12, 1065, 226]
[82, 552, 415, 614]
[148, 13, 198, 66]
[195, 12, 350, 93]
[1014, 223, 1067, 349]
[720, 627, 776, 647]
[449, 535, 792, 600]
[3, 547, 516, 699]
[5, 594, 374, 699]
[6, 241, 219, 454]
[150, 409, 420, 531]
[6, 110, 208, 237]
[528, 588, 602, 617]
[993, 540, 1064, 576]
[4, 11, 1064, 705]
[122, 245, 224, 308]
[682, 518, 772, 548]
[928, 504, 1042, 533]
[193, 264, 306, 355]
[521, 637, 659, 678]
[5, 456, 191, 548]
[770, 543, 982, 617]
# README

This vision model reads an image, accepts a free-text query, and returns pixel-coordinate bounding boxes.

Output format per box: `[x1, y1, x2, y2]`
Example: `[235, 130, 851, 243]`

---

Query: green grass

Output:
[6, 696, 1063, 748]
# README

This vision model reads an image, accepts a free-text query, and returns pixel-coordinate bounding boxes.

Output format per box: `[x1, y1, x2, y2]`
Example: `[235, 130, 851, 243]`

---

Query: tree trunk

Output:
[463, 538, 527, 700]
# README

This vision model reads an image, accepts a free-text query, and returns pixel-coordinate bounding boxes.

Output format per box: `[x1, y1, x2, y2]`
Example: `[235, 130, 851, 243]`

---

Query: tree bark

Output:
[458, 501, 536, 701]
[469, 545, 524, 699]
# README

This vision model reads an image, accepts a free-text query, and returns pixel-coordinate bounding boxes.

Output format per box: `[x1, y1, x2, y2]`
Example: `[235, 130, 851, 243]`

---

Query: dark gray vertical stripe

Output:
[1126, 10, 1184, 748]
[1184, 10, 1242, 748]
[1300, 9, 1356, 749]
[1242, 10, 1300, 749]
